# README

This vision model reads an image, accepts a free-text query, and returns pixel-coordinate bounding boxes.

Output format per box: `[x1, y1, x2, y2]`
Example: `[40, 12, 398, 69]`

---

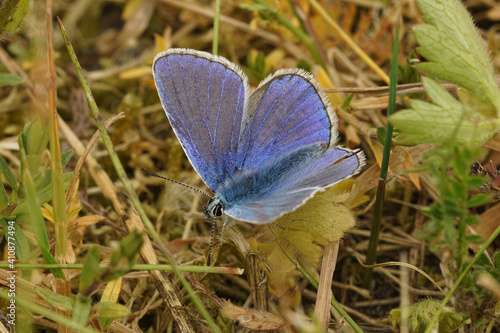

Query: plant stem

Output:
[361, 23, 399, 289]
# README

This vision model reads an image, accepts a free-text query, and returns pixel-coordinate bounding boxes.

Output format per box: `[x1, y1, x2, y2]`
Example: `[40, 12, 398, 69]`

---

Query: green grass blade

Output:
[19, 138, 64, 279]
[361, 23, 400, 288]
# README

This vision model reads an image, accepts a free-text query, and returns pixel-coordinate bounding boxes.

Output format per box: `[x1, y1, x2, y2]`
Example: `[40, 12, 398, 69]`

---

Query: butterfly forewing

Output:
[237, 70, 337, 171]
[153, 49, 247, 191]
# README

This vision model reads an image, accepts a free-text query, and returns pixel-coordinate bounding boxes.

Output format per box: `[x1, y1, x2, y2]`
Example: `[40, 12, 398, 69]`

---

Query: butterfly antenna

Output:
[329, 148, 362, 167]
[206, 218, 217, 266]
[272, 222, 285, 230]
[141, 168, 213, 198]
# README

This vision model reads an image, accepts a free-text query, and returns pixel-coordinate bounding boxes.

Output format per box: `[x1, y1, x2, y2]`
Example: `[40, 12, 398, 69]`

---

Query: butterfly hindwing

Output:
[223, 146, 363, 223]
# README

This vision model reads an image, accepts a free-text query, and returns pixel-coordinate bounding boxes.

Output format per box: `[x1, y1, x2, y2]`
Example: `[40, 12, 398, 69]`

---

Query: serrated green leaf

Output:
[414, 0, 500, 111]
[457, 88, 497, 117]
[93, 302, 130, 319]
[0, 73, 24, 86]
[466, 193, 492, 208]
[390, 77, 499, 145]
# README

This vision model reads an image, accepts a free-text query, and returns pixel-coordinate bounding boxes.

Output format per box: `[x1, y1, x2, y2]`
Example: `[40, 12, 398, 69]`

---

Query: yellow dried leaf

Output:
[394, 146, 421, 190]
[154, 33, 167, 55]
[259, 241, 301, 305]
[274, 181, 357, 267]
[101, 277, 122, 303]
[69, 215, 105, 228]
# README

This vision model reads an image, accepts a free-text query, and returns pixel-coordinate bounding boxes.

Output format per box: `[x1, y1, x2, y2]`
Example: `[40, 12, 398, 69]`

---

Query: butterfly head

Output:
[204, 197, 224, 219]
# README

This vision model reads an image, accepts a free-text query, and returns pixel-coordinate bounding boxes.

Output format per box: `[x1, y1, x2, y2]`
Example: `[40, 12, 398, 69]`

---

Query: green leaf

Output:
[3, 0, 29, 32]
[61, 149, 74, 168]
[105, 231, 143, 282]
[464, 234, 483, 245]
[457, 88, 497, 117]
[0, 73, 24, 86]
[0, 182, 8, 212]
[13, 171, 73, 218]
[341, 94, 354, 111]
[72, 296, 92, 327]
[0, 218, 30, 261]
[462, 215, 479, 226]
[22, 118, 49, 157]
[414, 0, 500, 111]
[443, 221, 457, 245]
[20, 138, 64, 279]
[376, 127, 386, 145]
[466, 194, 492, 208]
[93, 302, 130, 319]
[390, 77, 499, 145]
[0, 154, 18, 193]
[36, 287, 74, 311]
[494, 252, 500, 269]
[465, 175, 487, 188]
[79, 247, 101, 292]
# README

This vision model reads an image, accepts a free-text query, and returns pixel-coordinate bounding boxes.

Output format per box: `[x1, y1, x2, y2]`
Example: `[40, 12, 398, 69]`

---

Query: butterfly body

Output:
[153, 49, 364, 224]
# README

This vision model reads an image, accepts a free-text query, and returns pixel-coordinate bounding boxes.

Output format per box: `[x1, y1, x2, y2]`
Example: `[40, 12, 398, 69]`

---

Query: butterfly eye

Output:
[204, 198, 224, 218]
[212, 202, 223, 217]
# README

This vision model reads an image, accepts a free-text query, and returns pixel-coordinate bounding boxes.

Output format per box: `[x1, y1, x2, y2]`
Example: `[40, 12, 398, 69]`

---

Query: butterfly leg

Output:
[206, 218, 217, 266]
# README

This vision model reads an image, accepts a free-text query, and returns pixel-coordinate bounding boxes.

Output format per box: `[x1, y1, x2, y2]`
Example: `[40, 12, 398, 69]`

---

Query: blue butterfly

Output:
[152, 49, 364, 224]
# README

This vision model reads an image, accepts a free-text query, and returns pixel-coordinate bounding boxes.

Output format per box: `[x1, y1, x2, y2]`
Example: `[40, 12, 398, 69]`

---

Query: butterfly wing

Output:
[224, 70, 364, 223]
[235, 69, 337, 171]
[225, 189, 318, 223]
[287, 147, 364, 191]
[224, 147, 363, 223]
[153, 49, 248, 191]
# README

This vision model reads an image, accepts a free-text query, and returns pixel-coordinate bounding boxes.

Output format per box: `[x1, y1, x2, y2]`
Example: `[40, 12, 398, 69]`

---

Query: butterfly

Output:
[152, 48, 364, 225]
